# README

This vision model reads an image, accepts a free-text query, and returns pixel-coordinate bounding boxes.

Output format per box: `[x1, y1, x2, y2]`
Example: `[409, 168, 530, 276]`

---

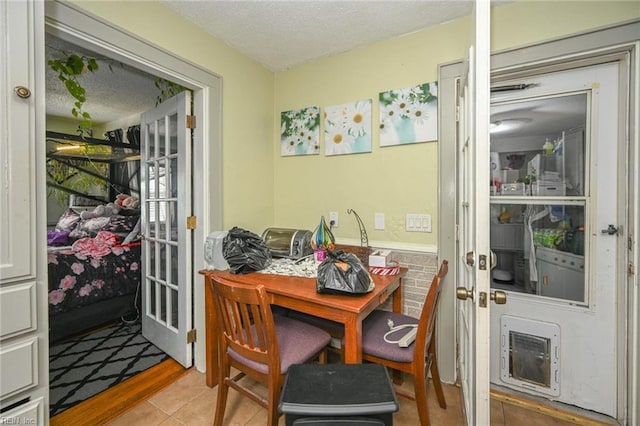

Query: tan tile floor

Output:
[105, 368, 585, 426]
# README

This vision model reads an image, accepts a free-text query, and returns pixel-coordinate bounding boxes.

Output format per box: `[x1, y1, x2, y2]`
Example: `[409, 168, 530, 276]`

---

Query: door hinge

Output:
[187, 329, 197, 344]
[186, 216, 197, 230]
[186, 115, 196, 129]
[455, 105, 460, 123]
[629, 262, 635, 277]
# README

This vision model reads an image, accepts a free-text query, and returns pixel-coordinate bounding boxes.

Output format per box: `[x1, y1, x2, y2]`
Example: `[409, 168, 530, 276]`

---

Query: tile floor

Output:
[105, 368, 584, 426]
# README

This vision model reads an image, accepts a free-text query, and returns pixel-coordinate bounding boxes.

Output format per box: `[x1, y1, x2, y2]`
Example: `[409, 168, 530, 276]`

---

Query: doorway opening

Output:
[44, 0, 222, 420]
[44, 32, 180, 417]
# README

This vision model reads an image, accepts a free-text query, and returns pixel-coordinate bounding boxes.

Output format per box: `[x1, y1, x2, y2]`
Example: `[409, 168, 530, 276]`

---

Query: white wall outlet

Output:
[374, 213, 385, 230]
[406, 214, 432, 232]
[329, 211, 339, 227]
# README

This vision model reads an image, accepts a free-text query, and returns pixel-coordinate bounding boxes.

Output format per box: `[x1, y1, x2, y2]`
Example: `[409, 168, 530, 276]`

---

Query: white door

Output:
[488, 63, 621, 417]
[456, 1, 492, 424]
[141, 91, 193, 368]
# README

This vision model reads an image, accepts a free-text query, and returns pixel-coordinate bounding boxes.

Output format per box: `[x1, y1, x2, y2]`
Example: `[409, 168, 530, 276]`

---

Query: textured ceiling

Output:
[161, 0, 475, 71]
[45, 34, 158, 127]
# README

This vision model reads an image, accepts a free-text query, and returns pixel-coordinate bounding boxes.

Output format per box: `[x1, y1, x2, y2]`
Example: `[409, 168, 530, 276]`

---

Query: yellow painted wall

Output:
[273, 1, 639, 249]
[70, 0, 276, 234]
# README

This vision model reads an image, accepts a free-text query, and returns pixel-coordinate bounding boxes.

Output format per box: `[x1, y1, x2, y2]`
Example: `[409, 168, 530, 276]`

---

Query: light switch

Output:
[374, 213, 385, 230]
[406, 213, 432, 232]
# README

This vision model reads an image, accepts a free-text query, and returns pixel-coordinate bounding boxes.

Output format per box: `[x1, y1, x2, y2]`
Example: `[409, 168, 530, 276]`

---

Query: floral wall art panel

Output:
[324, 99, 372, 156]
[280, 106, 320, 156]
[379, 82, 438, 146]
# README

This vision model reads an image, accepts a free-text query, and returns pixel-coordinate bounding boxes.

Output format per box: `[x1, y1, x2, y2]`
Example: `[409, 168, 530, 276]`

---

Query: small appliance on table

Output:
[262, 228, 313, 259]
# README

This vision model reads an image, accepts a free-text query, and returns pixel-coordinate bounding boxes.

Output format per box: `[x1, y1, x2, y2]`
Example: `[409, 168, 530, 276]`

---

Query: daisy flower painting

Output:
[280, 106, 320, 156]
[324, 99, 372, 156]
[379, 82, 438, 146]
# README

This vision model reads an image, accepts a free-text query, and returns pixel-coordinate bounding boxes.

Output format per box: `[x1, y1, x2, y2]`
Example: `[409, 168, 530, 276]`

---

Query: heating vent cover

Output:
[500, 315, 560, 397]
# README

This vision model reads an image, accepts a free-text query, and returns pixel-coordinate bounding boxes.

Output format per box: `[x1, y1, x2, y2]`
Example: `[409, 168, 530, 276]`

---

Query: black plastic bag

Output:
[222, 227, 272, 274]
[316, 250, 375, 295]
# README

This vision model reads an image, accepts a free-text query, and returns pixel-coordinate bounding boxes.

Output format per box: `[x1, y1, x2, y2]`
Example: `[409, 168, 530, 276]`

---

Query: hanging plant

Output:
[48, 54, 99, 135]
[155, 77, 189, 106]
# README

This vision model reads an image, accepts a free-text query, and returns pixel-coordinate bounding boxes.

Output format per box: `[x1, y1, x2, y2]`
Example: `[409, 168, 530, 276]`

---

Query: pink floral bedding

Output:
[47, 231, 141, 315]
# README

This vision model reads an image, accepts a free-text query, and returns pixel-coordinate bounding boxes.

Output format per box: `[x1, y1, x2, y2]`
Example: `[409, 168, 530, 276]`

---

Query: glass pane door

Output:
[489, 93, 588, 304]
[141, 91, 192, 367]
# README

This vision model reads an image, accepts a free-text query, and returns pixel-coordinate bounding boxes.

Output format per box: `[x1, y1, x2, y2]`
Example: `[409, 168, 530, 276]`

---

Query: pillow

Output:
[107, 214, 140, 235]
[68, 216, 110, 240]
[47, 230, 71, 247]
[69, 214, 140, 241]
[55, 208, 81, 232]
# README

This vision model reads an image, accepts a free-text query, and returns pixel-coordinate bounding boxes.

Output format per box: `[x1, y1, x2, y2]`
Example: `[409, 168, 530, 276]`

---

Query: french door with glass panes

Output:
[141, 91, 193, 368]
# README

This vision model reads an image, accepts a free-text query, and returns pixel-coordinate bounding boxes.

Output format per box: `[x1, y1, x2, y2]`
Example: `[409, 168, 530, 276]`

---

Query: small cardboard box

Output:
[368, 250, 391, 267]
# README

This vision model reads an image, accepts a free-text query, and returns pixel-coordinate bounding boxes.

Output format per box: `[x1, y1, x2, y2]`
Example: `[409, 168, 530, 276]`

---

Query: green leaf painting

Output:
[280, 106, 320, 156]
[379, 82, 438, 146]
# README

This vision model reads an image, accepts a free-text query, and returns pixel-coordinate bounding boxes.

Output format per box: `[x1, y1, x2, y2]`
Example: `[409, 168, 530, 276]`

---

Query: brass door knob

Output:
[14, 86, 31, 99]
[491, 290, 507, 304]
[456, 287, 474, 301]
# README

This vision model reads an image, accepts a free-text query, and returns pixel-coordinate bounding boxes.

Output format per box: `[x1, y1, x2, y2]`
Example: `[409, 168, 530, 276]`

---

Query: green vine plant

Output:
[155, 77, 190, 106]
[48, 54, 99, 136]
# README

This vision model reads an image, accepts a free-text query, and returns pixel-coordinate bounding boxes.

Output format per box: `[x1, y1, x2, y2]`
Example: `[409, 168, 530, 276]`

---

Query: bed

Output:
[45, 129, 142, 342]
[47, 208, 142, 342]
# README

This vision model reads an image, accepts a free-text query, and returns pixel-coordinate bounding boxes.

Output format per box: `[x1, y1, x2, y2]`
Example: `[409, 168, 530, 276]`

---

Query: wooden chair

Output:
[210, 275, 332, 426]
[361, 260, 449, 426]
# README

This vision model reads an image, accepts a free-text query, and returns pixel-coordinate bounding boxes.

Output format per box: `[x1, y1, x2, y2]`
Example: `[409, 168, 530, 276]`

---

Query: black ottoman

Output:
[279, 363, 399, 426]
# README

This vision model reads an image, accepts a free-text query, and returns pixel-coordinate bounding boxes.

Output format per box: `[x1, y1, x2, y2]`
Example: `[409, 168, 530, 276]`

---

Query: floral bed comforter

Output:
[48, 231, 141, 315]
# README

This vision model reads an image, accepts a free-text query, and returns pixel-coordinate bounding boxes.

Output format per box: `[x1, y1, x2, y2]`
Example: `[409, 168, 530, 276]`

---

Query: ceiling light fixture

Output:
[55, 144, 81, 151]
[490, 118, 532, 134]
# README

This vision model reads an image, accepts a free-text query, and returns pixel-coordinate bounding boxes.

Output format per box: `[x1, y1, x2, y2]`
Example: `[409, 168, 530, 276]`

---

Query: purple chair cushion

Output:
[228, 315, 331, 375]
[362, 310, 418, 363]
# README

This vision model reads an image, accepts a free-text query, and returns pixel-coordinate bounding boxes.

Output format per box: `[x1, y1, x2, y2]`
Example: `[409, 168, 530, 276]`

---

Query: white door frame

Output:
[43, 0, 223, 372]
[438, 20, 639, 423]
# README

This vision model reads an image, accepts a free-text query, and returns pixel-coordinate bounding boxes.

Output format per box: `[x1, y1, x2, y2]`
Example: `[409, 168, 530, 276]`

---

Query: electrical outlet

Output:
[329, 211, 339, 227]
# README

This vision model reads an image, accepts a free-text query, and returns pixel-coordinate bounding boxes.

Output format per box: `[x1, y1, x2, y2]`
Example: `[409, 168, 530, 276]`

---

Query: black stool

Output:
[279, 363, 399, 426]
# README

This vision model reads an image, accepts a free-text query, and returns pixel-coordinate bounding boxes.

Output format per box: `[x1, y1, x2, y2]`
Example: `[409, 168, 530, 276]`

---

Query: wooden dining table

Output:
[201, 267, 407, 387]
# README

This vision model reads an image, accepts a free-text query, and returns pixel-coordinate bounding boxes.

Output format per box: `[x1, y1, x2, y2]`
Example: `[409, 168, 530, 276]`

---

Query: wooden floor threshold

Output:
[51, 358, 187, 426]
[490, 389, 618, 426]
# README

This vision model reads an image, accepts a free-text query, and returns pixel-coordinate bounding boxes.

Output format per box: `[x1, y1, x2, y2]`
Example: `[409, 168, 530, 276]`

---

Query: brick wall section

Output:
[376, 249, 439, 319]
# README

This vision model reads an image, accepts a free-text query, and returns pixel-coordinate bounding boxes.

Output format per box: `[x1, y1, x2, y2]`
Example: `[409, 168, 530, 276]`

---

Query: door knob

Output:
[456, 287, 474, 301]
[601, 224, 619, 235]
[491, 290, 507, 304]
[14, 86, 31, 99]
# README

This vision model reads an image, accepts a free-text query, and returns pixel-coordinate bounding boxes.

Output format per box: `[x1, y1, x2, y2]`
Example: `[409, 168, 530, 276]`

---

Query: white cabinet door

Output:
[0, 0, 48, 422]
[0, 0, 37, 284]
